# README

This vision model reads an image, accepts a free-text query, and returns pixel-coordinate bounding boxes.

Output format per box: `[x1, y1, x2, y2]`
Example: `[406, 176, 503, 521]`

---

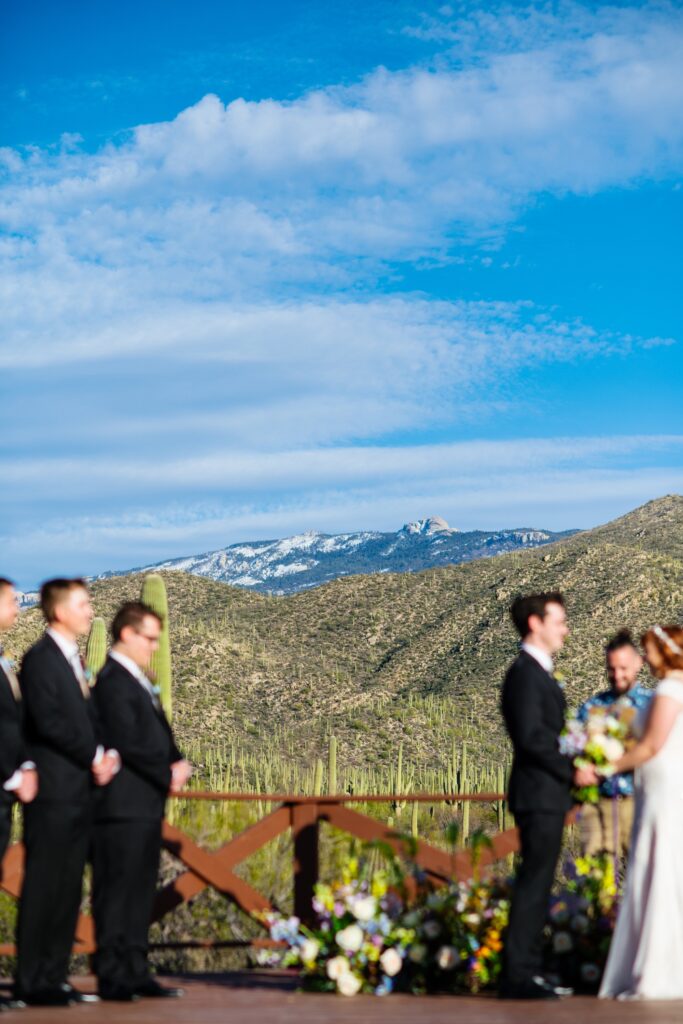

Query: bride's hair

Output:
[641, 625, 683, 676]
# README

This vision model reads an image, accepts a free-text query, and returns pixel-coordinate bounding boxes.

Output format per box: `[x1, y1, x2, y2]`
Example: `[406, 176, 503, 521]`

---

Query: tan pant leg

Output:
[598, 797, 620, 856]
[618, 797, 635, 860]
[579, 802, 603, 856]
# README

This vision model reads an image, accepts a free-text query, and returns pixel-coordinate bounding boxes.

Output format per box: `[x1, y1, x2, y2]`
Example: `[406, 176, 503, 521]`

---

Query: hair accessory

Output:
[652, 625, 683, 656]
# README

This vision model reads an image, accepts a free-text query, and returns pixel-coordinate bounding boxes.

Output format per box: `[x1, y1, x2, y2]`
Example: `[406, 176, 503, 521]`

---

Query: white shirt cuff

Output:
[106, 749, 122, 775]
[3, 770, 23, 792]
[92, 744, 105, 767]
[20, 761, 36, 771]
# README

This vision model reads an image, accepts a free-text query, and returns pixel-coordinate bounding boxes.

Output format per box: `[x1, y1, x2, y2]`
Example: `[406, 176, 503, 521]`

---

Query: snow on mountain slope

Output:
[97, 517, 576, 594]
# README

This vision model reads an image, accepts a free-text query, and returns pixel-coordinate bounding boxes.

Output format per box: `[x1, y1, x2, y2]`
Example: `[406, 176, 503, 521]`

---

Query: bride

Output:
[596, 624, 683, 1000]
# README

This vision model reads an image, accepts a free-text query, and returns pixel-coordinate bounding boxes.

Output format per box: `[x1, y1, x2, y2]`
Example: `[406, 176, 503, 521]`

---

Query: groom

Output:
[499, 592, 591, 1000]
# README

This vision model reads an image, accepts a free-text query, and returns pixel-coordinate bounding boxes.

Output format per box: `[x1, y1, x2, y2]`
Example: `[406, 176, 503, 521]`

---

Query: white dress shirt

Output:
[521, 641, 554, 675]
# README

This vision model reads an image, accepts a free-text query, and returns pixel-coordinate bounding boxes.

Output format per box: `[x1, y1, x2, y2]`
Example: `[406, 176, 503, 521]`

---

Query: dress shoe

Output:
[499, 977, 560, 1000]
[533, 975, 574, 998]
[134, 979, 184, 998]
[0, 998, 25, 1011]
[99, 989, 140, 1003]
[19, 989, 75, 1007]
[61, 985, 100, 1004]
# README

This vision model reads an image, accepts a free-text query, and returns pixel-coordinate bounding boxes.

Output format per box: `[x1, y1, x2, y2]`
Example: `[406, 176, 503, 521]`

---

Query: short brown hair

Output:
[641, 625, 683, 676]
[0, 578, 14, 593]
[510, 592, 565, 638]
[40, 578, 88, 623]
[111, 601, 162, 643]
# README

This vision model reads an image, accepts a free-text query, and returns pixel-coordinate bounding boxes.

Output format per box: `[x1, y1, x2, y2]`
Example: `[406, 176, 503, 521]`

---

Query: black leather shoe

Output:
[135, 979, 184, 998]
[61, 985, 100, 1004]
[499, 978, 560, 1000]
[99, 989, 140, 1003]
[20, 989, 75, 1007]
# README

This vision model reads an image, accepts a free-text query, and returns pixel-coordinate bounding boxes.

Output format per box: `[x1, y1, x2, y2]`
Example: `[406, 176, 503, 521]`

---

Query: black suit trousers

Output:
[501, 811, 565, 985]
[0, 800, 12, 880]
[92, 819, 162, 995]
[16, 800, 92, 996]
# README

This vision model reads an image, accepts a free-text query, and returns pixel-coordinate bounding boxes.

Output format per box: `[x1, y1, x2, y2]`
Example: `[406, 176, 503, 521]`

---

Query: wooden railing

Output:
[0, 791, 533, 956]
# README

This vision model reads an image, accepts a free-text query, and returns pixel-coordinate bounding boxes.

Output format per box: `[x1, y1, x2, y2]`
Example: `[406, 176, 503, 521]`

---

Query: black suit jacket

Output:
[93, 657, 182, 822]
[20, 633, 100, 804]
[0, 663, 25, 807]
[501, 650, 572, 815]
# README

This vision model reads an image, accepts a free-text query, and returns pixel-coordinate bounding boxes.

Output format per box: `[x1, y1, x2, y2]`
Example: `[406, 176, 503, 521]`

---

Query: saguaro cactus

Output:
[85, 617, 107, 682]
[140, 574, 173, 720]
[328, 735, 338, 795]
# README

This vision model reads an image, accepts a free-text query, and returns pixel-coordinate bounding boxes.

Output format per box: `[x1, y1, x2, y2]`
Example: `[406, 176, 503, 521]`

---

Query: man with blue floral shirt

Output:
[577, 630, 652, 859]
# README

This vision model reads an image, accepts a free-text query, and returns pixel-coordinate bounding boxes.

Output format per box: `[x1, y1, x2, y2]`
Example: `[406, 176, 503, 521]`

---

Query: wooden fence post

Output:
[291, 801, 319, 926]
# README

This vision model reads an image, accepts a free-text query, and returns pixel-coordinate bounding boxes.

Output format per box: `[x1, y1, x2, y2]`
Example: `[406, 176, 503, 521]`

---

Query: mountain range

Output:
[8, 495, 682, 778]
[97, 515, 576, 594]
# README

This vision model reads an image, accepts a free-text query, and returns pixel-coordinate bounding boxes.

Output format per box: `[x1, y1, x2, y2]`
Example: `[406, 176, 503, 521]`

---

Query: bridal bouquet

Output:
[560, 700, 636, 803]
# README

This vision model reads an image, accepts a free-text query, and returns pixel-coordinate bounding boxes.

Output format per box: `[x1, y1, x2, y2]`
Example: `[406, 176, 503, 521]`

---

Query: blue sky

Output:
[1, 0, 682, 588]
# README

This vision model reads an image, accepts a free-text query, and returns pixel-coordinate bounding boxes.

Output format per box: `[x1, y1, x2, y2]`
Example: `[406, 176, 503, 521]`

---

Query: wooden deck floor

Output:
[3, 973, 683, 1023]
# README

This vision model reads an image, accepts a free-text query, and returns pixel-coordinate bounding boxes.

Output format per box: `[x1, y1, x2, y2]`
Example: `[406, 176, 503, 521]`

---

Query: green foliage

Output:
[140, 574, 173, 720]
[85, 617, 107, 680]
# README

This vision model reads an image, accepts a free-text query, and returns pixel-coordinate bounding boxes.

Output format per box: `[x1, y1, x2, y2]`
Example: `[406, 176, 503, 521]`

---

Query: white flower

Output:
[423, 919, 441, 939]
[300, 938, 320, 963]
[351, 896, 377, 922]
[326, 955, 350, 980]
[436, 945, 458, 971]
[463, 912, 481, 926]
[553, 931, 574, 953]
[336, 924, 364, 953]
[580, 963, 601, 984]
[602, 737, 624, 761]
[408, 943, 427, 963]
[379, 947, 402, 977]
[337, 971, 362, 996]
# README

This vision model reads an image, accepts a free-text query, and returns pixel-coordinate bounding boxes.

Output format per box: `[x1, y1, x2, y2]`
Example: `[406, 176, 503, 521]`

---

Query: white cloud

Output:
[2, 433, 681, 498]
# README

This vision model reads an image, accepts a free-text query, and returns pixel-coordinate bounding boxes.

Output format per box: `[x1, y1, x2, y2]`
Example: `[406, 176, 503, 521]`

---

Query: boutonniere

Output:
[553, 671, 566, 690]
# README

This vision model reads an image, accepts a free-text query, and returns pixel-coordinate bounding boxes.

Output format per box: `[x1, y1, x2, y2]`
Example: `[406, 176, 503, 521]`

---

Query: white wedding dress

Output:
[600, 672, 683, 1000]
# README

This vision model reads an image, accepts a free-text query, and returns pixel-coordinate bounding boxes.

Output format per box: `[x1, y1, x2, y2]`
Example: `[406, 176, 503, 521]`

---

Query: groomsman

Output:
[0, 578, 38, 1012]
[16, 578, 118, 1007]
[92, 601, 191, 1001]
[499, 592, 592, 1000]
[0, 578, 38, 852]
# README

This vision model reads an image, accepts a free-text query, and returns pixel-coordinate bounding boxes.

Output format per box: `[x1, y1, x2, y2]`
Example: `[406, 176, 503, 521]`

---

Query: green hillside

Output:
[6, 495, 683, 787]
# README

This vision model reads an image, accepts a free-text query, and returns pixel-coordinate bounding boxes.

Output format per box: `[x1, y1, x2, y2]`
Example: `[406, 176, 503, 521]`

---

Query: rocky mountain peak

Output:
[400, 515, 457, 536]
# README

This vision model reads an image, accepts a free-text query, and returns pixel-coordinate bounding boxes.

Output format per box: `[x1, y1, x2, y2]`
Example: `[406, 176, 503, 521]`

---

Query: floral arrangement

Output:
[545, 854, 620, 990]
[402, 873, 510, 994]
[257, 852, 414, 995]
[560, 700, 636, 803]
[258, 833, 510, 996]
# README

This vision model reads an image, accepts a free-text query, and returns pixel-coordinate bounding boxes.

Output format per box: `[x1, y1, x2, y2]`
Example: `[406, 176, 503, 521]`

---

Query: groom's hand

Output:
[574, 765, 598, 787]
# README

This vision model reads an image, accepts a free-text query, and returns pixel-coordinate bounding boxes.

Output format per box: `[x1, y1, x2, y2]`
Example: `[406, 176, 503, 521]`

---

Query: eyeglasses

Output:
[134, 631, 160, 643]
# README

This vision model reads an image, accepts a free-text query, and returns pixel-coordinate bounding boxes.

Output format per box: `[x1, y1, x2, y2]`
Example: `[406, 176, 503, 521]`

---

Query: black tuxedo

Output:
[0, 659, 25, 871]
[91, 656, 182, 997]
[16, 633, 101, 999]
[500, 650, 572, 988]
